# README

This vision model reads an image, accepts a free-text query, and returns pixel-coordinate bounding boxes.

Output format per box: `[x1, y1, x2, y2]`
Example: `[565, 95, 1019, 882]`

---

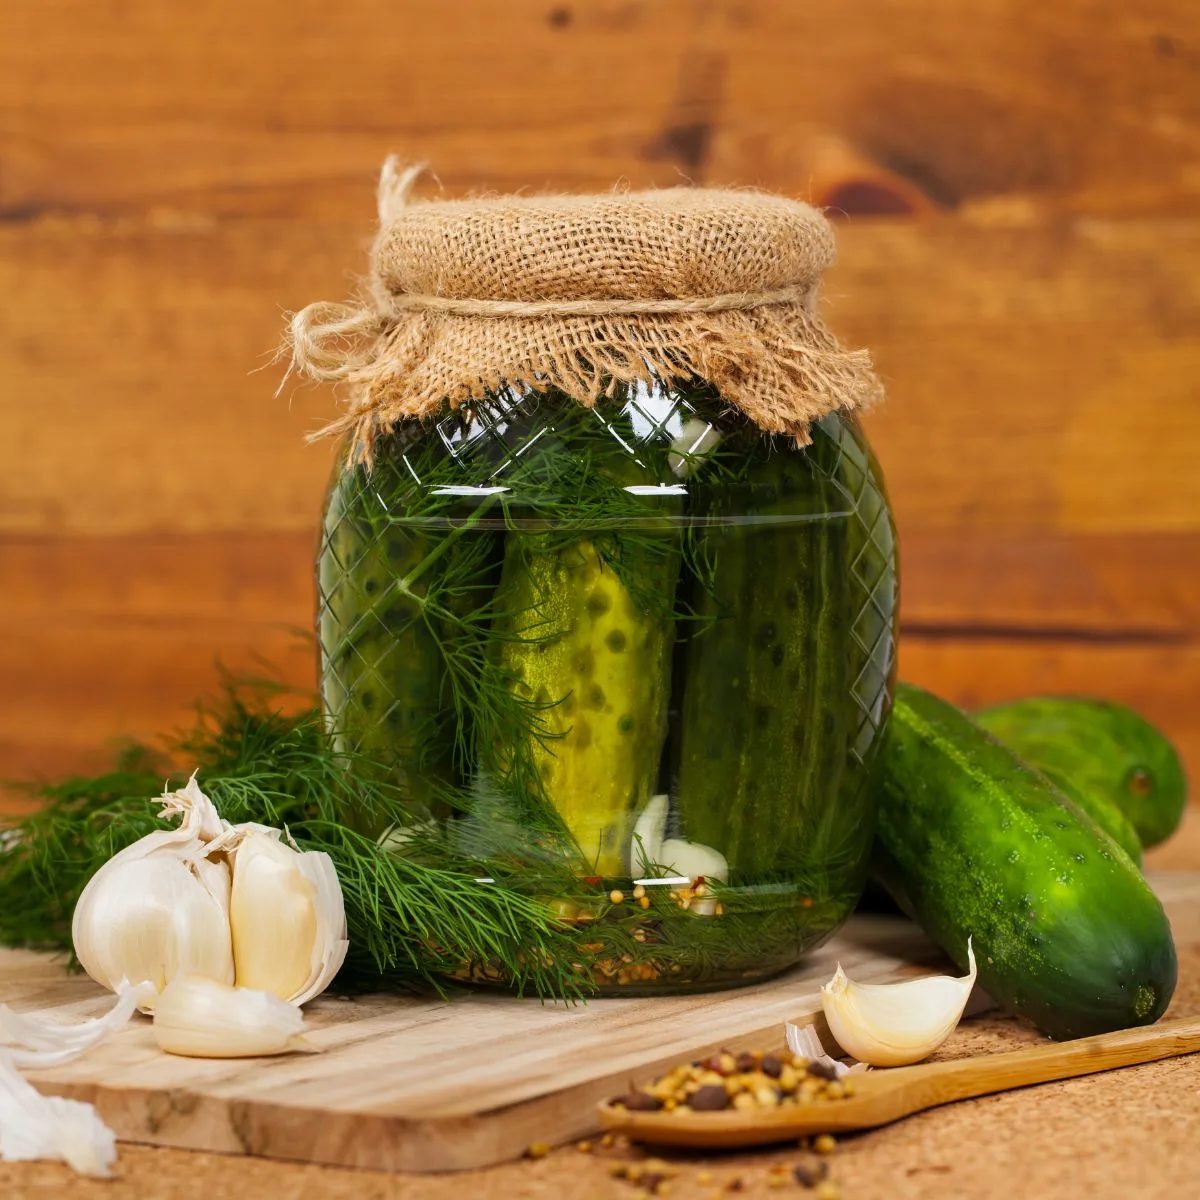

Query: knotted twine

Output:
[286, 159, 882, 462]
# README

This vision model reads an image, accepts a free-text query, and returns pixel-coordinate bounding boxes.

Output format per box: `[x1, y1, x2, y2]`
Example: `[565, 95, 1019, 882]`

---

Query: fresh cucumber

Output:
[976, 697, 1187, 851]
[875, 683, 1176, 1039]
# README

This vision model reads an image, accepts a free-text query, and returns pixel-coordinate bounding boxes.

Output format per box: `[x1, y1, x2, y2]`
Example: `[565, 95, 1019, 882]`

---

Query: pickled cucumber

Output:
[318, 468, 458, 821]
[492, 537, 678, 875]
[673, 422, 851, 878]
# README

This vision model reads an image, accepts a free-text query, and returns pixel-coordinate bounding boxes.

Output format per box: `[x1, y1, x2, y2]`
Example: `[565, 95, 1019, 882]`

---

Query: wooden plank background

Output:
[1, 0, 1198, 808]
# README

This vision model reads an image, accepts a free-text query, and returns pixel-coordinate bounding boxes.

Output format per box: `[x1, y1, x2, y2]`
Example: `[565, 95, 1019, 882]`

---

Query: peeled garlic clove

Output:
[821, 939, 977, 1067]
[657, 838, 728, 915]
[629, 794, 668, 873]
[153, 976, 312, 1058]
[72, 852, 234, 1010]
[229, 830, 348, 1005]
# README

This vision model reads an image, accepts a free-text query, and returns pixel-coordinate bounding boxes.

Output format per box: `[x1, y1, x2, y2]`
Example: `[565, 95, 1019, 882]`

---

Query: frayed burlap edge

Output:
[284, 160, 883, 463]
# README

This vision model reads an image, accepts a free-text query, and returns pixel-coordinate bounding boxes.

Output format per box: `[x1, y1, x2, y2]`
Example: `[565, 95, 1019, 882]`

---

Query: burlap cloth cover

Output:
[287, 159, 882, 459]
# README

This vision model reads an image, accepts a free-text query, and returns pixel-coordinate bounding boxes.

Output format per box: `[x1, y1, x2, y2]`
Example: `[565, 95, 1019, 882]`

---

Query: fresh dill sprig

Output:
[0, 684, 588, 999]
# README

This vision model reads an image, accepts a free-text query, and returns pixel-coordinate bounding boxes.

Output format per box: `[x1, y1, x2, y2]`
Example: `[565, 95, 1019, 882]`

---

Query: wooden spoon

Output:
[597, 1016, 1200, 1149]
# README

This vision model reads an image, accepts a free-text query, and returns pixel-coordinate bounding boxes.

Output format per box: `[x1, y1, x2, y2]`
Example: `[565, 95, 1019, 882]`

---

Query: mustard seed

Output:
[814, 1133, 837, 1155]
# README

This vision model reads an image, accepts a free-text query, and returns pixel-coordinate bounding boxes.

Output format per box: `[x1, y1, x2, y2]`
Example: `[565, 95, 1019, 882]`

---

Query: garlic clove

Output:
[629, 793, 668, 874]
[70, 772, 236, 1008]
[821, 939, 977, 1067]
[72, 853, 234, 1010]
[656, 838, 728, 915]
[152, 976, 313, 1059]
[290, 850, 349, 1006]
[668, 418, 724, 479]
[229, 831, 347, 1005]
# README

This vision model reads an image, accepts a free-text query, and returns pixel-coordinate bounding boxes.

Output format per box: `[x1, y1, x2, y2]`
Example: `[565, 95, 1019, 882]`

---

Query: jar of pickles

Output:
[299, 168, 896, 992]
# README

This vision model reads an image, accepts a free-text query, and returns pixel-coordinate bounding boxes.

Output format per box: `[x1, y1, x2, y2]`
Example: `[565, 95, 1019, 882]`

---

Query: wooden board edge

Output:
[19, 871, 1200, 1173]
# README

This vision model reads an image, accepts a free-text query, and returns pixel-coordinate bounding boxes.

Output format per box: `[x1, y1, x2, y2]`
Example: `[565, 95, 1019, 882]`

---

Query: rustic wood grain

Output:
[5, 874, 1198, 1173]
[1, 1, 1197, 218]
[3, 215, 1198, 537]
[1, 0, 1197, 814]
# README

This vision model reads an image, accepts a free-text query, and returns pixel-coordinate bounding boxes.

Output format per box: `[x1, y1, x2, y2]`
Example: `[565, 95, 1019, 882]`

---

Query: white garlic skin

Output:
[153, 976, 310, 1059]
[821, 940, 977, 1067]
[229, 831, 348, 1005]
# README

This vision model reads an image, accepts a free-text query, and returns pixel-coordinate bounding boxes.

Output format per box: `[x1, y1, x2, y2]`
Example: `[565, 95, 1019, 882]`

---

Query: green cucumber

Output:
[976, 698, 1187, 851]
[491, 536, 677, 876]
[673, 419, 853, 880]
[875, 683, 1177, 1040]
[318, 468, 456, 821]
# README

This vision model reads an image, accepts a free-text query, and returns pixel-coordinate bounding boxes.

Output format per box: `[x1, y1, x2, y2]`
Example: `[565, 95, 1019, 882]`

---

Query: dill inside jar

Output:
[296, 164, 896, 993]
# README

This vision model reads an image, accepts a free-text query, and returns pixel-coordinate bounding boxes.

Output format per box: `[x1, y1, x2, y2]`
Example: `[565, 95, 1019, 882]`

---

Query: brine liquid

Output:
[317, 387, 897, 992]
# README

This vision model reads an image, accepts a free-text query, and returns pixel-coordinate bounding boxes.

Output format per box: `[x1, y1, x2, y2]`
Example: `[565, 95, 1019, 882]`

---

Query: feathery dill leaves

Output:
[0, 686, 588, 998]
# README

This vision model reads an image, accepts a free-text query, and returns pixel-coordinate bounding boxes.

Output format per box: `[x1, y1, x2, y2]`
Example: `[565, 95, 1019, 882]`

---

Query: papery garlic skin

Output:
[784, 1022, 869, 1079]
[821, 940, 977, 1067]
[0, 1054, 117, 1177]
[71, 777, 235, 1012]
[153, 977, 311, 1058]
[229, 831, 348, 1005]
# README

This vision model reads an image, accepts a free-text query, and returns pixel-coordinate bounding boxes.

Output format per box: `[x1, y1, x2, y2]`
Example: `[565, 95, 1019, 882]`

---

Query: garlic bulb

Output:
[229, 830, 348, 1005]
[821, 940, 977, 1067]
[71, 775, 234, 1011]
[152, 977, 312, 1059]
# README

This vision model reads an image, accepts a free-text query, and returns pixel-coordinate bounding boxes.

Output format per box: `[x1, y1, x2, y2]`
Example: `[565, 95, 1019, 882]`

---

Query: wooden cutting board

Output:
[4, 871, 1199, 1174]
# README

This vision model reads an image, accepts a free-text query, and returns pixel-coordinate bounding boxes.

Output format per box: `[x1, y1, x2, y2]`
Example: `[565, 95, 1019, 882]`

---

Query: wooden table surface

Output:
[1, 817, 1197, 1199]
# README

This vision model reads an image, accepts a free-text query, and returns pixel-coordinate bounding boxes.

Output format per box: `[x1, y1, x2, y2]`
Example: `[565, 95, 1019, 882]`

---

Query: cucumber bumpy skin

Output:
[673, 417, 857, 882]
[976, 697, 1188, 852]
[318, 465, 459, 825]
[875, 683, 1177, 1041]
[492, 537, 677, 877]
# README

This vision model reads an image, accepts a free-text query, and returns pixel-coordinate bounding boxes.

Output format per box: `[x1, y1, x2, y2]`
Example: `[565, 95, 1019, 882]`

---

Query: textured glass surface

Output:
[317, 379, 898, 993]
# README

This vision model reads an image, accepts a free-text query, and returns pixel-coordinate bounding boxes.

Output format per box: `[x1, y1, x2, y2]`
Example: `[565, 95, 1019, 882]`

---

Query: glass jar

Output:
[316, 377, 897, 994]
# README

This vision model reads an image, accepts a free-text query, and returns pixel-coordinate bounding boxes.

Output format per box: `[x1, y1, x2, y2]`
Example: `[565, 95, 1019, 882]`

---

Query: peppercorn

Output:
[793, 1158, 830, 1188]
